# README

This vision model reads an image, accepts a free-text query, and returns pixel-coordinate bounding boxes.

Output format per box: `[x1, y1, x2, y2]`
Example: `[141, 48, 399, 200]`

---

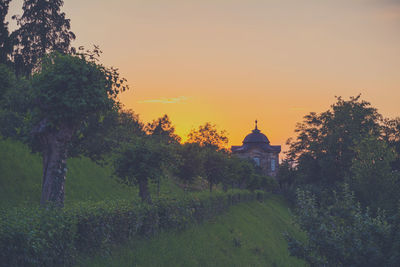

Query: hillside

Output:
[0, 139, 304, 266]
[0, 139, 181, 208]
[77, 196, 305, 267]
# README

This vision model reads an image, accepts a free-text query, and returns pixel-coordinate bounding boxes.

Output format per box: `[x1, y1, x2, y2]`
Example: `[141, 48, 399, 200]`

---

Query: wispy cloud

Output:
[291, 107, 306, 111]
[138, 96, 189, 104]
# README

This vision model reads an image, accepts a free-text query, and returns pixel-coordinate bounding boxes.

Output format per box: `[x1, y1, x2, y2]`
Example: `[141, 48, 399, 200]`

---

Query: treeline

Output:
[0, 0, 276, 208]
[281, 96, 400, 266]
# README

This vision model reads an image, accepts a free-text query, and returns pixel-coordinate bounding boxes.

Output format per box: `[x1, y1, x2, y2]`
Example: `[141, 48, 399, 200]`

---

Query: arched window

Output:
[271, 158, 276, 171]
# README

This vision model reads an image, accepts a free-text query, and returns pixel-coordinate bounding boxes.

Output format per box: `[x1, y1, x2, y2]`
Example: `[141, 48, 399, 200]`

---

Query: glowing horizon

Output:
[7, 0, 400, 153]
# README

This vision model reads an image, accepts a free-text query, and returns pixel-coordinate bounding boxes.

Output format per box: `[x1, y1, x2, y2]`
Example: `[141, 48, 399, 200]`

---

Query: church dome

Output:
[243, 121, 270, 144]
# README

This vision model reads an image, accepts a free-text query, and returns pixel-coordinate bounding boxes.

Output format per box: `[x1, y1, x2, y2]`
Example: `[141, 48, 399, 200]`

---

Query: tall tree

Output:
[12, 0, 75, 76]
[286, 95, 382, 185]
[0, 0, 12, 64]
[30, 52, 127, 207]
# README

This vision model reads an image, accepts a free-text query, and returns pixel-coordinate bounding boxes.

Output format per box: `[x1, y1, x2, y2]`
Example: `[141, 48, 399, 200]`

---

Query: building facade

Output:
[231, 121, 281, 177]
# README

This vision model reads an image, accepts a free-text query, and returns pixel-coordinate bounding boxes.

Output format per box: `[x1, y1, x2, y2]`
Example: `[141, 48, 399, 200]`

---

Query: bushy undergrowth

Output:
[0, 190, 268, 267]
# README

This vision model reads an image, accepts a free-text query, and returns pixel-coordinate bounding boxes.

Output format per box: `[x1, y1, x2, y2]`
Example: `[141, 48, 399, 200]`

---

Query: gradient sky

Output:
[7, 0, 400, 152]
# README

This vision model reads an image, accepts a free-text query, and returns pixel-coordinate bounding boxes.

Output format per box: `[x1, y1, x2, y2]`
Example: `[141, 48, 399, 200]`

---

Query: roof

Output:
[231, 121, 281, 153]
[243, 128, 270, 144]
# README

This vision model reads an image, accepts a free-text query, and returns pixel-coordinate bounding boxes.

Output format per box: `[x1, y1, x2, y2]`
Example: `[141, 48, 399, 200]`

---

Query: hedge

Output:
[0, 190, 268, 267]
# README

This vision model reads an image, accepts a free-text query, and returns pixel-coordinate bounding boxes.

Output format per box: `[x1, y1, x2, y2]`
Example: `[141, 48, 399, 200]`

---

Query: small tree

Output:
[176, 142, 204, 189]
[203, 148, 229, 192]
[145, 114, 181, 144]
[114, 138, 171, 203]
[30, 52, 127, 207]
[187, 122, 228, 150]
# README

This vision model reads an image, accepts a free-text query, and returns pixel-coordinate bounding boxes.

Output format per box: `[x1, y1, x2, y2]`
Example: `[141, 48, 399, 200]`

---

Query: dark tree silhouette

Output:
[145, 114, 181, 144]
[0, 0, 12, 64]
[11, 0, 75, 75]
[187, 122, 228, 150]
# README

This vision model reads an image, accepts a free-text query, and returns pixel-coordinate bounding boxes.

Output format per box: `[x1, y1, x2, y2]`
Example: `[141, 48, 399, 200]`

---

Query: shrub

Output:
[0, 190, 268, 266]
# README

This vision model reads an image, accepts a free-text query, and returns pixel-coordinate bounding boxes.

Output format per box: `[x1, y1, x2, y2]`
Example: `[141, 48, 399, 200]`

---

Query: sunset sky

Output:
[7, 0, 400, 152]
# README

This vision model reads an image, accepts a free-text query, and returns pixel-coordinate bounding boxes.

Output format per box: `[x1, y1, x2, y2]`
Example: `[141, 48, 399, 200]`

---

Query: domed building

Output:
[231, 121, 281, 177]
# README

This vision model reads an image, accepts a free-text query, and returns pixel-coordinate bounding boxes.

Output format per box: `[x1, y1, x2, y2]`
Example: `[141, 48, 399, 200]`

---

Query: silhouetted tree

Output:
[146, 114, 181, 144]
[11, 0, 75, 76]
[0, 0, 12, 64]
[187, 122, 228, 150]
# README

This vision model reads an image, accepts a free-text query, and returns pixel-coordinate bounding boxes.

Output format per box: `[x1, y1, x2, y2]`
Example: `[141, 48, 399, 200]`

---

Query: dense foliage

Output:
[282, 96, 400, 266]
[281, 96, 400, 210]
[114, 137, 175, 203]
[27, 52, 127, 206]
[286, 185, 400, 267]
[0, 190, 268, 267]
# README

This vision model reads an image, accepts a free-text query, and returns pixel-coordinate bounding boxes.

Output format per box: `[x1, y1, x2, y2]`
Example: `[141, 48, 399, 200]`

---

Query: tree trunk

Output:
[156, 177, 160, 197]
[209, 181, 213, 192]
[40, 126, 73, 207]
[223, 183, 228, 192]
[139, 178, 152, 203]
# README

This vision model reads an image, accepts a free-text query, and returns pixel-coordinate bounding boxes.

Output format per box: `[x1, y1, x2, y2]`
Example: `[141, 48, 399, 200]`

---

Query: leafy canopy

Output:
[187, 122, 228, 150]
[31, 52, 126, 129]
[12, 0, 76, 75]
[286, 95, 382, 185]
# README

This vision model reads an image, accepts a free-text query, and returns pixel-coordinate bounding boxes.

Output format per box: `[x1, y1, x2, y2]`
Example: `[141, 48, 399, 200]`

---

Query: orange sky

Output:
[8, 0, 400, 152]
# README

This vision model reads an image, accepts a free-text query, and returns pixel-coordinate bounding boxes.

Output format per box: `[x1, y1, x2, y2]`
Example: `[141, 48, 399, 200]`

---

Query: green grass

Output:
[0, 139, 183, 208]
[77, 196, 305, 267]
[1, 139, 304, 266]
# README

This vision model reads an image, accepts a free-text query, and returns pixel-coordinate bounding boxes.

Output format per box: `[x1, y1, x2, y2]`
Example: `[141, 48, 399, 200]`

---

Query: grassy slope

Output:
[78, 196, 305, 267]
[1, 139, 304, 266]
[0, 139, 181, 208]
